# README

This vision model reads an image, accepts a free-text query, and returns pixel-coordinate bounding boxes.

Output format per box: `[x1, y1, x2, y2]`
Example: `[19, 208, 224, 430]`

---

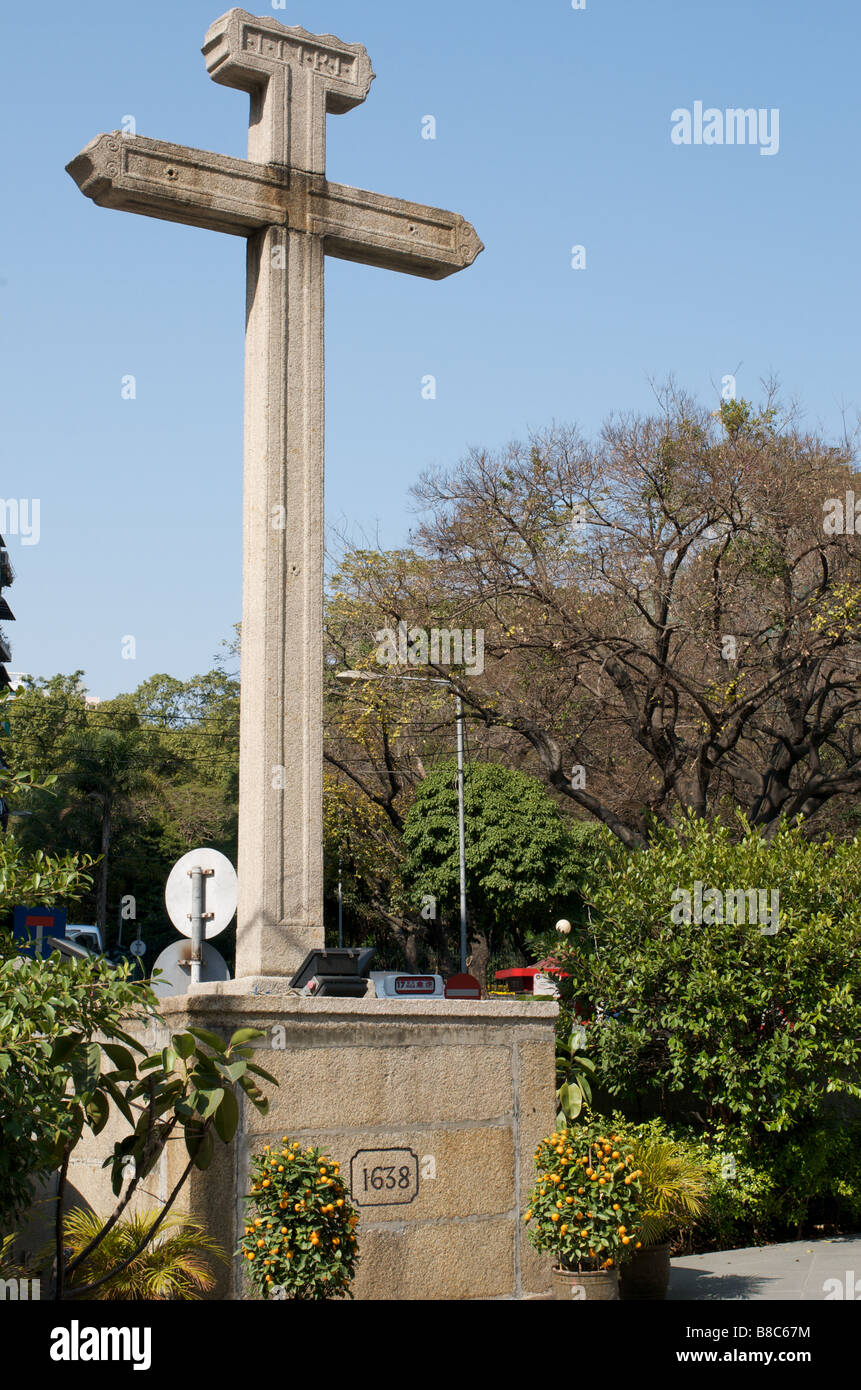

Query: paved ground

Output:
[668, 1234, 861, 1300]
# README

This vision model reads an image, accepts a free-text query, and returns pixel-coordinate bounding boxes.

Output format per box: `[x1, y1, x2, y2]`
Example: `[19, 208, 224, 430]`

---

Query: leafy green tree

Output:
[59, 727, 156, 933]
[6, 663, 239, 962]
[401, 760, 590, 987]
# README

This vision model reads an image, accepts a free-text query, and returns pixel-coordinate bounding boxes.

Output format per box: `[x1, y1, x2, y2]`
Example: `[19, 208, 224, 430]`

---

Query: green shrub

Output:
[241, 1141, 359, 1300]
[602, 1112, 861, 1250]
[611, 1119, 709, 1247]
[524, 1117, 645, 1271]
[0, 933, 139, 1222]
[698, 1119, 861, 1246]
[554, 815, 861, 1133]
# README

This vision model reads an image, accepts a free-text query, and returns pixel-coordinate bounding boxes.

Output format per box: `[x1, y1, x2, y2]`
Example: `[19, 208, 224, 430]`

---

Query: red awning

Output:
[494, 959, 570, 982]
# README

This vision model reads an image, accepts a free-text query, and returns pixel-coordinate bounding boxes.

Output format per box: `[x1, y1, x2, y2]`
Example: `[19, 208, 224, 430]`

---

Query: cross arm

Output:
[301, 177, 483, 280]
[65, 133, 284, 236]
[66, 134, 483, 279]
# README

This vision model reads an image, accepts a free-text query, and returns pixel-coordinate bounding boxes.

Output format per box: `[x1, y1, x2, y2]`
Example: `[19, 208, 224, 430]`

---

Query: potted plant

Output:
[524, 1118, 645, 1300]
[240, 1139, 359, 1299]
[616, 1125, 709, 1301]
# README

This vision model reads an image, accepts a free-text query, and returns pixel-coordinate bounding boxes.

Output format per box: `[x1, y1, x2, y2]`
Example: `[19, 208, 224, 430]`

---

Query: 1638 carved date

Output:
[350, 1147, 419, 1206]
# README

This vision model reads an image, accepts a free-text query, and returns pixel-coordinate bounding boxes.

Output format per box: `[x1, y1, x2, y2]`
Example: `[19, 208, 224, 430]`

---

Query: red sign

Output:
[394, 976, 436, 994]
[444, 972, 481, 999]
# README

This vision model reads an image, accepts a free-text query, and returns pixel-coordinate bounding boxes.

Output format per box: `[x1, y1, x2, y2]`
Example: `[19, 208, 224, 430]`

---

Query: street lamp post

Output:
[335, 669, 469, 973]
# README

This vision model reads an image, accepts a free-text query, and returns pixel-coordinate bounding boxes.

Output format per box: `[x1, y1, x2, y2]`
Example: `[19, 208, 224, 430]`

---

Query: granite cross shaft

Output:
[66, 9, 482, 983]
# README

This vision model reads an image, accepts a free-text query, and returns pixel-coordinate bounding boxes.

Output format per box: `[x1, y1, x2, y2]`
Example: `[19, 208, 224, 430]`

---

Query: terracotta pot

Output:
[552, 1266, 619, 1300]
[619, 1241, 671, 1301]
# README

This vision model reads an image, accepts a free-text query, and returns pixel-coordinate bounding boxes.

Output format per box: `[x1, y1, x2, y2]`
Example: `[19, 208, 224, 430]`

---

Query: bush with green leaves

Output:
[600, 1110, 861, 1250]
[0, 932, 134, 1221]
[693, 1118, 861, 1247]
[241, 1141, 359, 1299]
[0, 924, 276, 1297]
[553, 815, 861, 1133]
[524, 1117, 645, 1272]
[49, 1022, 274, 1300]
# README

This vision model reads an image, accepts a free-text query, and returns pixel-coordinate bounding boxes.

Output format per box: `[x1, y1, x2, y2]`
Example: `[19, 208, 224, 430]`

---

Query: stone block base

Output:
[71, 990, 557, 1300]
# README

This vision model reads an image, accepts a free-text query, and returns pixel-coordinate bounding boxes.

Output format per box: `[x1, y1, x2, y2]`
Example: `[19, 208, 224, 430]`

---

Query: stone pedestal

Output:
[70, 993, 557, 1300]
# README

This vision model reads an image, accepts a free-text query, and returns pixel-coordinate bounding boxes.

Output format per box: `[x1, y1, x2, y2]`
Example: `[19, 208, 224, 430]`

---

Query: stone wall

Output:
[70, 991, 557, 1300]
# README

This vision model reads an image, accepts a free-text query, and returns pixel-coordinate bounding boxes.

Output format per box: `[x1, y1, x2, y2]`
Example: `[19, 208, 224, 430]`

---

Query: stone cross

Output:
[67, 9, 482, 981]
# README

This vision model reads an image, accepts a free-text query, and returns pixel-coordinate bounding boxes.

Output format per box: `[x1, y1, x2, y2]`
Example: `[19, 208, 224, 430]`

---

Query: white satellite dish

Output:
[164, 848, 237, 939]
[150, 939, 231, 998]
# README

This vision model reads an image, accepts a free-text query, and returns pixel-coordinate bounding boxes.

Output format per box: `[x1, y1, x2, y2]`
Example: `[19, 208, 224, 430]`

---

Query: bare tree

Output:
[338, 391, 861, 847]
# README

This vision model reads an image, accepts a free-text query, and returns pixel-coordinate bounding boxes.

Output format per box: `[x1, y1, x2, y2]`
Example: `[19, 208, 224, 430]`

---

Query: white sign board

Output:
[370, 971, 444, 999]
[164, 848, 237, 939]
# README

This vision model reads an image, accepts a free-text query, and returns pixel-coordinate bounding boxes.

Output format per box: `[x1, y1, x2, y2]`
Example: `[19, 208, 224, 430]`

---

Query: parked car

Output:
[65, 925, 104, 954]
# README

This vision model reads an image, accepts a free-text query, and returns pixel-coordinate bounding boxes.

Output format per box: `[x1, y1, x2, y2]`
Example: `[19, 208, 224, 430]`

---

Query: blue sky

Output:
[2, 0, 859, 697]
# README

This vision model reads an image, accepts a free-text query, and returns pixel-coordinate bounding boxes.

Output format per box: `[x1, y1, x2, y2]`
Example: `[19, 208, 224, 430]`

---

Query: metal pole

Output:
[337, 852, 343, 949]
[190, 865, 203, 985]
[455, 692, 467, 974]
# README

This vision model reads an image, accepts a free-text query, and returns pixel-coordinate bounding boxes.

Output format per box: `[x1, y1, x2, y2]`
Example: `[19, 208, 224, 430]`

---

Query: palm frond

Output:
[628, 1136, 710, 1243]
[63, 1208, 225, 1300]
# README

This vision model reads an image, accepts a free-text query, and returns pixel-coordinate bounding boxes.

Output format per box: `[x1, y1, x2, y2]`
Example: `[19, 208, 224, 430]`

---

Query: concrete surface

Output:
[669, 1234, 861, 1300]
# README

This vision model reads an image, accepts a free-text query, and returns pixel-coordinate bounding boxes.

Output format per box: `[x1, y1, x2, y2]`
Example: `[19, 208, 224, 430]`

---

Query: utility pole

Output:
[337, 851, 343, 948]
[336, 670, 469, 972]
[455, 694, 468, 975]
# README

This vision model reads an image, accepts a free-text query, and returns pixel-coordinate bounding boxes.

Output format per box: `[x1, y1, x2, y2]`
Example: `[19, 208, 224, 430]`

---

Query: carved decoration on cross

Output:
[66, 9, 483, 983]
